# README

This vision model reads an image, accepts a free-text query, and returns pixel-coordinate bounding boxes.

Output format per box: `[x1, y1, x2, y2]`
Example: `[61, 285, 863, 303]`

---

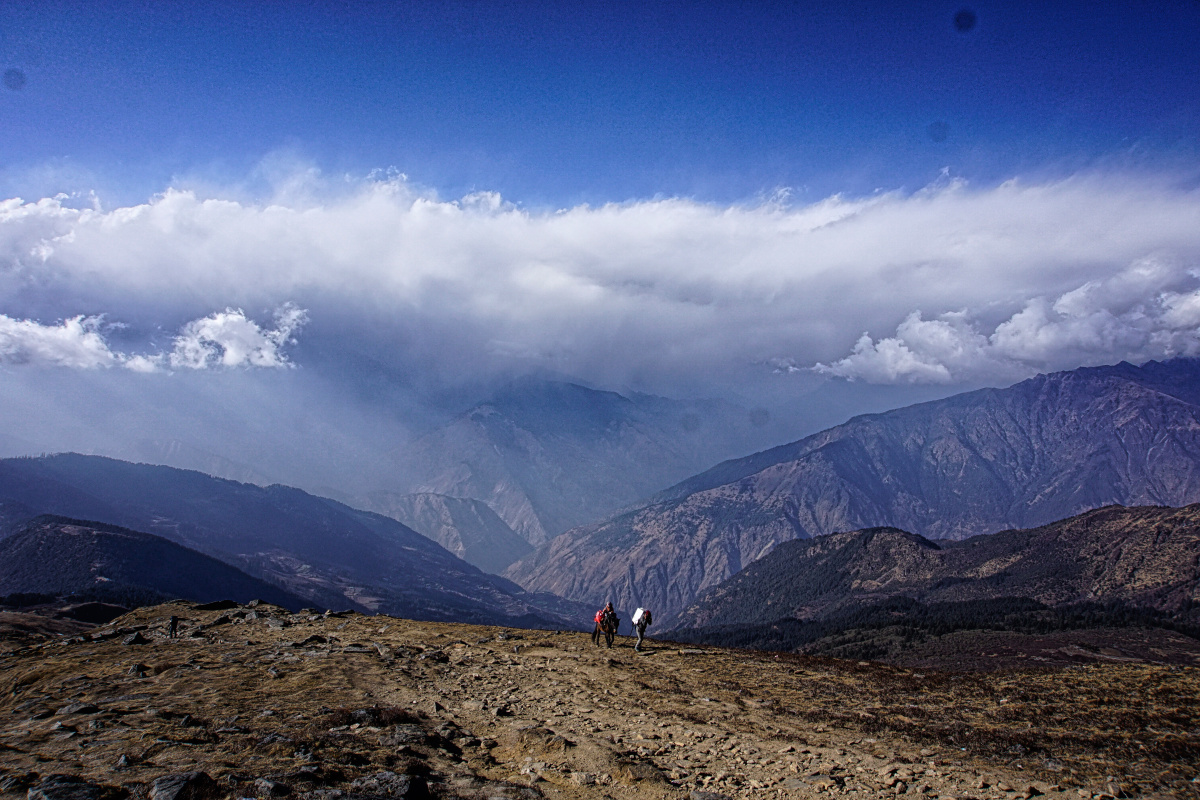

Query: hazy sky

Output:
[2, 1, 1200, 483]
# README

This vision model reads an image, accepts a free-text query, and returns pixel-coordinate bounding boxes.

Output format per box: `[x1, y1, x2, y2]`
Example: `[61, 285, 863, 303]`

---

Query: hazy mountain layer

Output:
[669, 504, 1200, 631]
[507, 360, 1200, 617]
[0, 515, 311, 610]
[356, 491, 532, 574]
[395, 379, 787, 545]
[0, 454, 583, 628]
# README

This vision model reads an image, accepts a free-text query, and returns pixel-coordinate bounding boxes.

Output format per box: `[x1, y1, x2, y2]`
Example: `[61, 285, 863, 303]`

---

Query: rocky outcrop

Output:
[507, 359, 1200, 618]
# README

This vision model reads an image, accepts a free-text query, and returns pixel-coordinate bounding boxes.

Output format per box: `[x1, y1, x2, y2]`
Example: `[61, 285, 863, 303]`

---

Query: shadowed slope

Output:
[0, 515, 311, 610]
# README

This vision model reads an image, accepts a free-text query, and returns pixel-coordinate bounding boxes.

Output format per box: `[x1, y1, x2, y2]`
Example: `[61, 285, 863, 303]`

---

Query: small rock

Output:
[690, 792, 733, 800]
[348, 771, 424, 798]
[150, 771, 218, 800]
[998, 782, 1015, 793]
[122, 632, 149, 646]
[54, 703, 99, 716]
[569, 772, 595, 786]
[385, 725, 427, 746]
[253, 778, 290, 797]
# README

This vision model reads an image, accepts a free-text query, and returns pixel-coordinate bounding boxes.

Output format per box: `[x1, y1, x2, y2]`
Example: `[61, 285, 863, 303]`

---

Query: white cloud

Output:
[0, 315, 120, 369]
[167, 304, 307, 369]
[2, 171, 1199, 392]
[0, 307, 305, 372]
[815, 259, 1200, 383]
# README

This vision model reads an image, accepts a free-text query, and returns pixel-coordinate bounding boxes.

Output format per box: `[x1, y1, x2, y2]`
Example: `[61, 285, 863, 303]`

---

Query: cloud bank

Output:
[2, 172, 1199, 393]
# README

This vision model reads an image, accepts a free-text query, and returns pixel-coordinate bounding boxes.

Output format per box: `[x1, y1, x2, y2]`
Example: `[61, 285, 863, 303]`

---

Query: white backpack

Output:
[632, 607, 644, 624]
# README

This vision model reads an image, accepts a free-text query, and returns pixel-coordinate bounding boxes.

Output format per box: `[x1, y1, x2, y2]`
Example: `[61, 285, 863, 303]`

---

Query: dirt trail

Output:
[1, 603, 1196, 800]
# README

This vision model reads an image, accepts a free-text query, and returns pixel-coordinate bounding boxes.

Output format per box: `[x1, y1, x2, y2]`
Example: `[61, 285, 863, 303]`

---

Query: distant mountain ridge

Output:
[669, 504, 1200, 632]
[0, 454, 586, 628]
[0, 515, 311, 610]
[507, 359, 1200, 618]
[355, 491, 532, 574]
[393, 379, 788, 546]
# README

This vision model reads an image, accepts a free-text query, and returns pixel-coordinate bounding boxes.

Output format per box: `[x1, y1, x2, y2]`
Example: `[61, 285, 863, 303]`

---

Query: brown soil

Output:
[1, 602, 1196, 800]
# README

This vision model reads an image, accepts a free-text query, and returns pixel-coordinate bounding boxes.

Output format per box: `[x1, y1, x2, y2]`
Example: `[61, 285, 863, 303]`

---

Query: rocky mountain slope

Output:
[507, 359, 1200, 619]
[393, 379, 787, 546]
[0, 601, 1195, 800]
[671, 504, 1200, 630]
[0, 515, 311, 610]
[0, 454, 584, 628]
[355, 492, 532, 574]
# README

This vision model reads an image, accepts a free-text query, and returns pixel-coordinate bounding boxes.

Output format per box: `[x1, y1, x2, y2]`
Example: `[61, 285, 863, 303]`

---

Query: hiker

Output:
[631, 607, 652, 651]
[592, 602, 617, 648]
[168, 615, 179, 639]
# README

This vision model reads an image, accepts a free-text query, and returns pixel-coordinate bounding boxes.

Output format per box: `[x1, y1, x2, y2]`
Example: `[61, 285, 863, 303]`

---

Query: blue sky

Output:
[3, 1, 1198, 206]
[3, 2, 1200, 491]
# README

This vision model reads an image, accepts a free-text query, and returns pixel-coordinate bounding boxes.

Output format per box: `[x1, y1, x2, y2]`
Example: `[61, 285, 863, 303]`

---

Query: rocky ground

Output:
[1, 602, 1197, 800]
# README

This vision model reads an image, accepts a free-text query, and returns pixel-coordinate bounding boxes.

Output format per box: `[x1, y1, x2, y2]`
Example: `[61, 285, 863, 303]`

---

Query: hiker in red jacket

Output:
[591, 602, 616, 647]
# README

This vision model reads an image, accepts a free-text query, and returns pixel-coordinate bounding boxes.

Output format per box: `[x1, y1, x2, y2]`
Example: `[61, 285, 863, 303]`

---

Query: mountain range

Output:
[0, 454, 585, 628]
[506, 359, 1200, 618]
[669, 503, 1200, 631]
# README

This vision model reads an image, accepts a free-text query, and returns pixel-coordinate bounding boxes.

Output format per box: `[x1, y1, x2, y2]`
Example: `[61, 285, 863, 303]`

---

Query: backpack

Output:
[632, 608, 644, 624]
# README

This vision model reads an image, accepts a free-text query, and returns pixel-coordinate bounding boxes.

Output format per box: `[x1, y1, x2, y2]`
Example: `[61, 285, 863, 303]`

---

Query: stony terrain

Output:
[508, 359, 1200, 618]
[1, 602, 1197, 800]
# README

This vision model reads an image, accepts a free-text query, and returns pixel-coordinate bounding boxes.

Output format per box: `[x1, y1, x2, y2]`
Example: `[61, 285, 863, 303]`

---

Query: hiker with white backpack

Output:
[631, 607, 652, 652]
